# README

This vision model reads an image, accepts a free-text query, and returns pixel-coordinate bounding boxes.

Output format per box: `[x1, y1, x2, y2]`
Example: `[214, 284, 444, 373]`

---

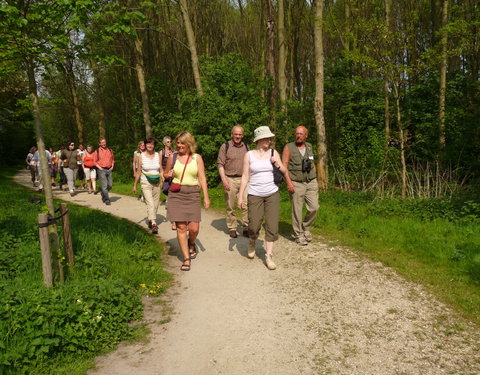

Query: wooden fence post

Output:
[60, 203, 74, 267]
[38, 213, 53, 287]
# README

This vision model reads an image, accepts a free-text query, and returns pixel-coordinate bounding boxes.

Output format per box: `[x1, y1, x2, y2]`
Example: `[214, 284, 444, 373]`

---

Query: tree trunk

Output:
[266, 0, 276, 127]
[392, 83, 407, 199]
[438, 0, 448, 155]
[384, 0, 392, 147]
[179, 0, 204, 96]
[64, 59, 84, 143]
[133, 36, 153, 138]
[314, 0, 327, 189]
[27, 60, 61, 281]
[278, 0, 287, 105]
[90, 59, 106, 139]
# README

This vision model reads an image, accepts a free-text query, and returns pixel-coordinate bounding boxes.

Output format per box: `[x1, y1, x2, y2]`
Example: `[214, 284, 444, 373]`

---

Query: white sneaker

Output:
[295, 235, 308, 246]
[247, 240, 256, 259]
[265, 254, 276, 270]
[304, 231, 313, 242]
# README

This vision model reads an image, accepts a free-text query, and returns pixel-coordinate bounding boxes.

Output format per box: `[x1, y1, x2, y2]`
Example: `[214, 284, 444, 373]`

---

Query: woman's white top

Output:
[141, 152, 160, 182]
[247, 150, 278, 197]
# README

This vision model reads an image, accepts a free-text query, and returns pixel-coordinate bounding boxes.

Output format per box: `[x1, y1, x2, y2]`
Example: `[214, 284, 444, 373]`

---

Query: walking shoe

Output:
[295, 235, 308, 246]
[151, 223, 158, 234]
[242, 228, 249, 237]
[265, 254, 276, 270]
[94, 190, 100, 195]
[105, 200, 111, 205]
[69, 191, 75, 197]
[247, 240, 256, 259]
[304, 230, 313, 242]
[229, 229, 237, 238]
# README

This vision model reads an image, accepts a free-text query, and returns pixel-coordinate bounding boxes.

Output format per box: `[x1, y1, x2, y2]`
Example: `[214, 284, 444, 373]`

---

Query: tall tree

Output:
[314, 0, 327, 188]
[278, 0, 287, 105]
[438, 0, 449, 155]
[63, 56, 85, 143]
[133, 34, 153, 138]
[266, 0, 276, 127]
[179, 0, 204, 95]
[384, 0, 392, 147]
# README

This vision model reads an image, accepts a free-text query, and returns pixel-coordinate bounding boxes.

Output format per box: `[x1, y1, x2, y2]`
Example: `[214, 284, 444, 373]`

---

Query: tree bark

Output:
[27, 61, 55, 216]
[90, 59, 106, 139]
[266, 0, 276, 127]
[438, 0, 448, 155]
[27, 60, 62, 281]
[392, 83, 407, 199]
[384, 0, 392, 147]
[179, 0, 204, 96]
[133, 36, 153, 138]
[278, 0, 287, 105]
[64, 58, 84, 143]
[314, 0, 327, 189]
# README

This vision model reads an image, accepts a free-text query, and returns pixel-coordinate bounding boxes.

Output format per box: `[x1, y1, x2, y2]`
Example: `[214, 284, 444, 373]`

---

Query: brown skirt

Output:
[167, 185, 201, 222]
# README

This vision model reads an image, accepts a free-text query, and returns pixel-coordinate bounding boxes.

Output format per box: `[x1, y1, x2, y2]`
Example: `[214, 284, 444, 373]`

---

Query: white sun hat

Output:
[253, 126, 275, 142]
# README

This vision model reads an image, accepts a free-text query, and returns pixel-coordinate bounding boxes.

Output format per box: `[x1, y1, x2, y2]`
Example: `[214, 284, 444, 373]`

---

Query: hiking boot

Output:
[229, 229, 237, 238]
[247, 240, 256, 259]
[296, 235, 308, 246]
[304, 230, 313, 242]
[242, 228, 249, 237]
[265, 254, 276, 270]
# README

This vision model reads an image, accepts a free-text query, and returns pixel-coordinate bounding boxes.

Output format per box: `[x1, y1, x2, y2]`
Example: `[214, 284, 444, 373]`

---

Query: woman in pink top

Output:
[238, 126, 287, 270]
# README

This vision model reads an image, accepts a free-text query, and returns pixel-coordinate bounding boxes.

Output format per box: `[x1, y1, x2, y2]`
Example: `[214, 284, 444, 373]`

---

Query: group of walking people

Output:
[26, 138, 115, 205]
[28, 125, 318, 272]
[132, 125, 319, 272]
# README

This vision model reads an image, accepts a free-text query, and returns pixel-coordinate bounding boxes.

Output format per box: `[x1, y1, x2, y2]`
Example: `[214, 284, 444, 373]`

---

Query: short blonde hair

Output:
[175, 131, 197, 154]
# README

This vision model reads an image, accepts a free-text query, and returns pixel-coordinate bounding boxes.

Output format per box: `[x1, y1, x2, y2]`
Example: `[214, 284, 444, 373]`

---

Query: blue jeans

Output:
[97, 169, 113, 202]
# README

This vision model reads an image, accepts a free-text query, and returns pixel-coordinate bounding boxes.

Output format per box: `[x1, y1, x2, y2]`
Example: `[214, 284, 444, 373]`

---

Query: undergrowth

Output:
[0, 170, 171, 374]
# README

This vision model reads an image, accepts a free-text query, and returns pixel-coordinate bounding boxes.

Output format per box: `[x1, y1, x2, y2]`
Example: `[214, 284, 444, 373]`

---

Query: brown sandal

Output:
[188, 242, 197, 259]
[180, 258, 191, 271]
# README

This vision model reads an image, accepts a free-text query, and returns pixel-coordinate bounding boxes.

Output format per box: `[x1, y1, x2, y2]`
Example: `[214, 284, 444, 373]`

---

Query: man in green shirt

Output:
[282, 126, 319, 246]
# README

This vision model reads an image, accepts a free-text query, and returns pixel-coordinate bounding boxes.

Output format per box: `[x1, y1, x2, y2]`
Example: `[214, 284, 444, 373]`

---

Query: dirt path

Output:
[15, 170, 480, 375]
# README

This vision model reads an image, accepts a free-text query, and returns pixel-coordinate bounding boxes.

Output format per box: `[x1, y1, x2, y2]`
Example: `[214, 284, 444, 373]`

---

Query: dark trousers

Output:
[97, 169, 113, 202]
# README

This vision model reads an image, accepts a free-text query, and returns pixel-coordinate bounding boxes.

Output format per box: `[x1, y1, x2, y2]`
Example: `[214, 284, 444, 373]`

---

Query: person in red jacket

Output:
[94, 138, 115, 205]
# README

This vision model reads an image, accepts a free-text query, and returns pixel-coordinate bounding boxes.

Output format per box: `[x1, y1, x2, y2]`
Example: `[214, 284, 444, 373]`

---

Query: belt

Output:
[226, 175, 242, 178]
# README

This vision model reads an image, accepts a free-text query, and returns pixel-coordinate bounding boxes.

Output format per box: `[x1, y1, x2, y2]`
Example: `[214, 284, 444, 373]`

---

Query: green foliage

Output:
[0, 280, 142, 374]
[324, 60, 386, 184]
[0, 172, 170, 374]
[162, 53, 269, 184]
[0, 76, 35, 167]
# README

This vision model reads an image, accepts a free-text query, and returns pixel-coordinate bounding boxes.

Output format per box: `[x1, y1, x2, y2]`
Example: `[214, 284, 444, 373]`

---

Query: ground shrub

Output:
[0, 171, 170, 374]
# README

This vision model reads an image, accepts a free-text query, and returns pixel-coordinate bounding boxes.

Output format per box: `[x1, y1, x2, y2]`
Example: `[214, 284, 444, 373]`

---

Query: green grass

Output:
[0, 168, 171, 374]
[208, 186, 480, 325]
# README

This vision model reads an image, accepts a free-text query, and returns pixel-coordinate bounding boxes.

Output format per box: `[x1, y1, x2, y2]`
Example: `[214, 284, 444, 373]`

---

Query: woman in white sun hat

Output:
[238, 126, 287, 270]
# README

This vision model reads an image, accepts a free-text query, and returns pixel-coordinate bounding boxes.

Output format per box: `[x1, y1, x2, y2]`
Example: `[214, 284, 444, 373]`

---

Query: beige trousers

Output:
[224, 176, 248, 230]
[290, 179, 319, 238]
[141, 180, 160, 221]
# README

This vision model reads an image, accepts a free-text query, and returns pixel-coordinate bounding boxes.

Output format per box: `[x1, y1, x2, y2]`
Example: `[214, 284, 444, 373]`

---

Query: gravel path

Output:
[15, 170, 480, 375]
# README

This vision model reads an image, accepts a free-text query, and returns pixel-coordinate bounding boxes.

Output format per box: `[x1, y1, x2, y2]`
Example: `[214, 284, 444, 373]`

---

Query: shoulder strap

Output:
[225, 141, 229, 154]
[179, 154, 190, 183]
[172, 152, 178, 168]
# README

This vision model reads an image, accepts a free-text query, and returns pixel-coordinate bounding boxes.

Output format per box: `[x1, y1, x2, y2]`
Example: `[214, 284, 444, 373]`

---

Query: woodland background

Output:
[1, 0, 479, 197]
